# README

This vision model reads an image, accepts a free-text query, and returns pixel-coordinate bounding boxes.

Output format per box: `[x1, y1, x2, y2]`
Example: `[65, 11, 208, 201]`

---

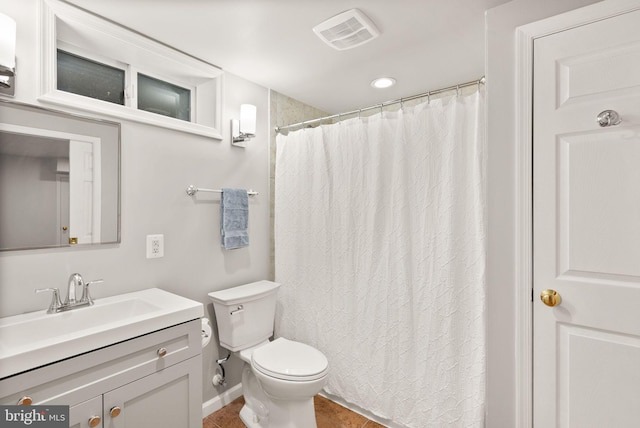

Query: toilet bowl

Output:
[251, 338, 329, 400]
[209, 281, 329, 428]
[238, 338, 328, 427]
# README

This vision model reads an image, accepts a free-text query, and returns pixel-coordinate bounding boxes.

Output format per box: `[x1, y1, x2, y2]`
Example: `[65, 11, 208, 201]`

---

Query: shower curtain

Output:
[274, 89, 485, 428]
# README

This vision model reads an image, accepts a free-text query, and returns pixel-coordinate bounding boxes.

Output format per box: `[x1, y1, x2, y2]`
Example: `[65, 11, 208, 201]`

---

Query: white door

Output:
[69, 140, 98, 244]
[533, 8, 640, 428]
[58, 173, 70, 245]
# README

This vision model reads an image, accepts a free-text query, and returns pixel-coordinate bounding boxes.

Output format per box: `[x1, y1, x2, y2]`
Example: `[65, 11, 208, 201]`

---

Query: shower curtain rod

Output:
[275, 76, 485, 133]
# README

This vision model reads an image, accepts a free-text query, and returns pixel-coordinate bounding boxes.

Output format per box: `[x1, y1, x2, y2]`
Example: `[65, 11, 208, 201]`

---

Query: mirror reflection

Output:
[0, 101, 120, 251]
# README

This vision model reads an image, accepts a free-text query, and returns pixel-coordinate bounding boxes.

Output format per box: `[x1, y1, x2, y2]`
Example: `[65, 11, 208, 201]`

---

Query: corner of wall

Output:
[268, 90, 328, 281]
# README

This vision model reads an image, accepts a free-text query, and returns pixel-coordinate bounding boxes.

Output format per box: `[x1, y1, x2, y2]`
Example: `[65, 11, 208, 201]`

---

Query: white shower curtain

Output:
[274, 89, 485, 428]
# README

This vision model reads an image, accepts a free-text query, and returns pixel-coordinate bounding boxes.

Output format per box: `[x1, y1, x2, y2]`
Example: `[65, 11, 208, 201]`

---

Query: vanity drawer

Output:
[0, 319, 201, 407]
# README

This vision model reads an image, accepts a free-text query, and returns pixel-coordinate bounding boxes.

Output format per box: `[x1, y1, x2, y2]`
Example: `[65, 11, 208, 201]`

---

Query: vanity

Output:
[0, 288, 204, 428]
[0, 64, 204, 427]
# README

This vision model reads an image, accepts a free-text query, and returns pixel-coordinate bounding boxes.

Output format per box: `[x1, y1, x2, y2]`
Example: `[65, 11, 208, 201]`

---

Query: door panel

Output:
[70, 396, 103, 428]
[533, 7, 640, 428]
[558, 130, 640, 277]
[103, 357, 201, 428]
[557, 325, 640, 428]
[556, 40, 640, 107]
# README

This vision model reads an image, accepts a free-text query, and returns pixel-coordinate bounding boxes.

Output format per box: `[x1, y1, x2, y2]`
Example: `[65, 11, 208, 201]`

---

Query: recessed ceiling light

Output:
[371, 77, 396, 89]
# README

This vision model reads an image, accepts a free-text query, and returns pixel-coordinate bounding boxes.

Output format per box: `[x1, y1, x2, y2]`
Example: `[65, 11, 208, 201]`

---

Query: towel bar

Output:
[186, 185, 258, 197]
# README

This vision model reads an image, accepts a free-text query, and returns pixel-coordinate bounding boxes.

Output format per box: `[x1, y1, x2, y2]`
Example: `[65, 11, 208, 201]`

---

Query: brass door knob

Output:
[110, 406, 122, 418]
[540, 289, 562, 307]
[88, 416, 101, 427]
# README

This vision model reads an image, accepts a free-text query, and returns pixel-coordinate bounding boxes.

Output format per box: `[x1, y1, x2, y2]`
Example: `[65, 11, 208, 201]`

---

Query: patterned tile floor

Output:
[203, 395, 385, 428]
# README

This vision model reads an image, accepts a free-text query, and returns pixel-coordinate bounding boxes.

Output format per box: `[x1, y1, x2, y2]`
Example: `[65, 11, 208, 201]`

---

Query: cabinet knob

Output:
[88, 416, 101, 427]
[157, 347, 167, 358]
[110, 406, 122, 418]
[17, 396, 33, 406]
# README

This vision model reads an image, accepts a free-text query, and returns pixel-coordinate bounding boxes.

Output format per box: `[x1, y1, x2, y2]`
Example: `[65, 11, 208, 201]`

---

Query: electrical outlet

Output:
[146, 234, 164, 259]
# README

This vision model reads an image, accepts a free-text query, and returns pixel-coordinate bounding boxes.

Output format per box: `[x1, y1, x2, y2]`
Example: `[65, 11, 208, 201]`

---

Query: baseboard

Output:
[319, 391, 406, 428]
[202, 383, 243, 418]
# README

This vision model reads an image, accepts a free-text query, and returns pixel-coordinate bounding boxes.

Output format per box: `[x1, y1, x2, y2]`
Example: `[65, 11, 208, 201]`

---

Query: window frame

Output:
[134, 69, 196, 122]
[56, 46, 128, 107]
[40, 0, 223, 139]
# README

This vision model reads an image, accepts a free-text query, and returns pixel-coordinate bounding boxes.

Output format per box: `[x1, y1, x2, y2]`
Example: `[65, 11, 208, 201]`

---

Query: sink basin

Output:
[0, 288, 203, 379]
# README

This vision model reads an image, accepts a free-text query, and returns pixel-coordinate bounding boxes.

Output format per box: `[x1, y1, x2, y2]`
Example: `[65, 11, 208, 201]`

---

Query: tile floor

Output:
[203, 395, 385, 428]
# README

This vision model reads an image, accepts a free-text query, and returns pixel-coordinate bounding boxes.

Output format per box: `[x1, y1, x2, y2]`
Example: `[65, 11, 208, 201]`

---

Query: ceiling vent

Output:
[313, 9, 380, 51]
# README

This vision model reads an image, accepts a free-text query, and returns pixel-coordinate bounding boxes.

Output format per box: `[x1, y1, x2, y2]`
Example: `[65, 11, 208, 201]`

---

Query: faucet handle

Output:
[35, 288, 62, 313]
[81, 279, 103, 305]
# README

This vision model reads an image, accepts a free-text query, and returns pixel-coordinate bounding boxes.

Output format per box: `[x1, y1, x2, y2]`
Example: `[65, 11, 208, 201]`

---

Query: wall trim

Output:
[514, 1, 640, 427]
[202, 383, 243, 418]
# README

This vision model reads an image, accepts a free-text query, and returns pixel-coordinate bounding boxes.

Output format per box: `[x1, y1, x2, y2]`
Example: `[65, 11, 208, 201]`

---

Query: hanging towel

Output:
[220, 188, 249, 250]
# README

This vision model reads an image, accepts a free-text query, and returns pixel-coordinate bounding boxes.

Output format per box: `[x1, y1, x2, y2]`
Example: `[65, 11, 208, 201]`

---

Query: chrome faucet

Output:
[66, 273, 83, 305]
[35, 273, 103, 314]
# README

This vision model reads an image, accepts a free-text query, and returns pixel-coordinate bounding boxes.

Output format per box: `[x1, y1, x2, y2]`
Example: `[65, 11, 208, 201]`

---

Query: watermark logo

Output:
[0, 406, 69, 428]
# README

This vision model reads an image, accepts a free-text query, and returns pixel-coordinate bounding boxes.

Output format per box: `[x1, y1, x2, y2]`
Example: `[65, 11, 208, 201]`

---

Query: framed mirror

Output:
[0, 100, 120, 251]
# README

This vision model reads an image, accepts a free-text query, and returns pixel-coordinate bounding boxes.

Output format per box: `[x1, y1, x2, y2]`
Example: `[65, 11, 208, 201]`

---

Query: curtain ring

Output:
[456, 85, 460, 97]
[379, 104, 383, 115]
[400, 98, 404, 112]
[358, 109, 362, 119]
[427, 91, 431, 104]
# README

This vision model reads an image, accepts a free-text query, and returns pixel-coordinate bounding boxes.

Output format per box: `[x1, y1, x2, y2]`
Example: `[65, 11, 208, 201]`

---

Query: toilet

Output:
[209, 280, 329, 428]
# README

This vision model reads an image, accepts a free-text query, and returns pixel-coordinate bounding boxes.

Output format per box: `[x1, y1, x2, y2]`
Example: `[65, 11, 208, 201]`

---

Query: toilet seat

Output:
[251, 338, 328, 382]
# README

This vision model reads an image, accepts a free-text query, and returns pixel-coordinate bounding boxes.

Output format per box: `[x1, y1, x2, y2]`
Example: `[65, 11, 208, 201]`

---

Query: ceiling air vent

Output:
[313, 9, 380, 51]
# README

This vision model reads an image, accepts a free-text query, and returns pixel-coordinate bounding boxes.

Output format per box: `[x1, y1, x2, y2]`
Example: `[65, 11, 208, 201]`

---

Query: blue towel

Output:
[220, 188, 249, 250]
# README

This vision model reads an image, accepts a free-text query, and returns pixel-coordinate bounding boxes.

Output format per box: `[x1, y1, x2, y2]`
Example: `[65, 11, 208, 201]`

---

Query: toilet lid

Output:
[251, 338, 329, 381]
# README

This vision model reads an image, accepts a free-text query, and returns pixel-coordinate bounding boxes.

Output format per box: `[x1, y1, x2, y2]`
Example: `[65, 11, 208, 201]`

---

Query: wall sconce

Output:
[0, 12, 16, 97]
[231, 104, 257, 147]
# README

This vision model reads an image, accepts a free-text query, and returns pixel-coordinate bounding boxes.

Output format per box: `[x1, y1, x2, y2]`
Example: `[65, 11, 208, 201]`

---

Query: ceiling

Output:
[66, 0, 511, 114]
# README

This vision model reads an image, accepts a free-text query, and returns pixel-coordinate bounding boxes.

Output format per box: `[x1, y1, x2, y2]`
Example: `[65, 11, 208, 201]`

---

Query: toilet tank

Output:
[208, 280, 281, 352]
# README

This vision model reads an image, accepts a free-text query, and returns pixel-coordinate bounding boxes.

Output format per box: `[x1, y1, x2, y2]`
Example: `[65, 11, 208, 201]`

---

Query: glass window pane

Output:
[57, 50, 125, 105]
[137, 74, 191, 121]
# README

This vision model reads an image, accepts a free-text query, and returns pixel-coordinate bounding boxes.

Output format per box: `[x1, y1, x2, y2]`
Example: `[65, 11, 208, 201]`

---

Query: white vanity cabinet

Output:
[0, 319, 202, 428]
[69, 397, 103, 428]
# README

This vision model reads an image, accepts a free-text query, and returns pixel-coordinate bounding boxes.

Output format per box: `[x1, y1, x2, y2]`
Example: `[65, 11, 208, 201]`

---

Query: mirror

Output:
[0, 100, 120, 251]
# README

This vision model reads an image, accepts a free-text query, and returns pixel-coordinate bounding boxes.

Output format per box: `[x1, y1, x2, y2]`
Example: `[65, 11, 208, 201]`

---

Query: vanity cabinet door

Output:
[70, 396, 103, 428]
[103, 356, 201, 428]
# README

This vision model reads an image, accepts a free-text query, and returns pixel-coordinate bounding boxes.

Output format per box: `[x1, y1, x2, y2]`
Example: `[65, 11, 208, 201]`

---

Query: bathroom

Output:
[2, 0, 640, 427]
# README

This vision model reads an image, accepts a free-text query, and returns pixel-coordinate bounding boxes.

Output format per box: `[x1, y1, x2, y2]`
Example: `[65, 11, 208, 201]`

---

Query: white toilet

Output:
[209, 280, 329, 428]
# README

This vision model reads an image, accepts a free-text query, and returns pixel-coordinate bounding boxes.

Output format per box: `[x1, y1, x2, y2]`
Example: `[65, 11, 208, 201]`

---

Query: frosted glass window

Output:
[57, 50, 125, 105]
[137, 74, 191, 121]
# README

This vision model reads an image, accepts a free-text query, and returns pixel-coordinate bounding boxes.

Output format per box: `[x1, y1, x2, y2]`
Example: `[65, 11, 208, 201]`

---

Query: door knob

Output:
[88, 416, 101, 427]
[110, 406, 122, 418]
[540, 289, 562, 307]
[596, 110, 622, 127]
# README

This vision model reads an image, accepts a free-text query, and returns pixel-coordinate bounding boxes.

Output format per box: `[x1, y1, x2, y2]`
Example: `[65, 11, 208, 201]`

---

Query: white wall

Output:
[0, 0, 270, 407]
[0, 154, 59, 249]
[485, 0, 600, 426]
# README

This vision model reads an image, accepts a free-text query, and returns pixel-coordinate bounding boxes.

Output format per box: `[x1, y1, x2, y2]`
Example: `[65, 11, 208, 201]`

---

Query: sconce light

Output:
[231, 104, 257, 147]
[0, 12, 16, 97]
